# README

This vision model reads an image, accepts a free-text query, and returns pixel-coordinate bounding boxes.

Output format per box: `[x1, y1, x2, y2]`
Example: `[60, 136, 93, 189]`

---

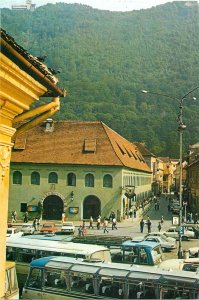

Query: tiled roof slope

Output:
[134, 142, 156, 157]
[11, 121, 151, 173]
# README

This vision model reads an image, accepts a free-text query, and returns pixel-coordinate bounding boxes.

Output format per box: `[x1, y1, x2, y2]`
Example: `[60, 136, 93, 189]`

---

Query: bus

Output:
[27, 234, 164, 266]
[22, 256, 199, 299]
[5, 261, 19, 299]
[6, 235, 111, 295]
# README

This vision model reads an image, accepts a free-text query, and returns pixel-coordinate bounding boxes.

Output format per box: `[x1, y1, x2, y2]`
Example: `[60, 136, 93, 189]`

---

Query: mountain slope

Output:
[1, 1, 199, 157]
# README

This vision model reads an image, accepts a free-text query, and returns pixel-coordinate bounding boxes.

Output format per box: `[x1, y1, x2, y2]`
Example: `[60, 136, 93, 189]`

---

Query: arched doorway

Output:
[43, 195, 63, 220]
[83, 195, 101, 220]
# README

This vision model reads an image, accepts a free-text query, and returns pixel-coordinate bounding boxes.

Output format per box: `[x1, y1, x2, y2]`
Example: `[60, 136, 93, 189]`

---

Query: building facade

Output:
[0, 28, 65, 297]
[9, 120, 152, 221]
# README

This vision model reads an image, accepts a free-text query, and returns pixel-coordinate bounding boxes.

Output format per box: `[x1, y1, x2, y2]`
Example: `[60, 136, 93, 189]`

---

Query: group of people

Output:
[78, 215, 118, 235]
[140, 215, 164, 233]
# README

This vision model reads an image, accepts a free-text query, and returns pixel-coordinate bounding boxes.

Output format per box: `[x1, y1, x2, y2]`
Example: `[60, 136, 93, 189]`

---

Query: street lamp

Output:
[141, 86, 199, 258]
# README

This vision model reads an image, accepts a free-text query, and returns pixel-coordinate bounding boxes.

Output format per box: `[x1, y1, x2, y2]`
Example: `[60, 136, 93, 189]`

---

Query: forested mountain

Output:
[1, 1, 199, 157]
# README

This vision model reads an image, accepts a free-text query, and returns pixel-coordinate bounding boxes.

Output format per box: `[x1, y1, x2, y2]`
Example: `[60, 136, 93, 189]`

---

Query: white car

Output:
[61, 222, 75, 234]
[165, 226, 195, 240]
[144, 235, 177, 252]
[6, 227, 23, 237]
[158, 257, 199, 272]
[189, 246, 199, 258]
[146, 232, 176, 243]
[21, 223, 35, 235]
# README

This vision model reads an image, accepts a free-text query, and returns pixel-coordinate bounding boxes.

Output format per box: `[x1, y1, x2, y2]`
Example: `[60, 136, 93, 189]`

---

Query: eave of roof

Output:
[1, 28, 66, 97]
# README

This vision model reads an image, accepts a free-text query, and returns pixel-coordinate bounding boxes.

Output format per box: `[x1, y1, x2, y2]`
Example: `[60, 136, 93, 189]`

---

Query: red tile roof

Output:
[11, 121, 151, 173]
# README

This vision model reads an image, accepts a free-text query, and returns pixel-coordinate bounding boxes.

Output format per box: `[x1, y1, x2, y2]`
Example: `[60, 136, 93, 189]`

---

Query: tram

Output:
[22, 256, 199, 299]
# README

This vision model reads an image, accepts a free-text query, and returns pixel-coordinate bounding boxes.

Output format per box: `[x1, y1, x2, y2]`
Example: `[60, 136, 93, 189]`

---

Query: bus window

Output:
[151, 246, 163, 265]
[70, 272, 94, 294]
[27, 268, 42, 289]
[6, 247, 16, 261]
[44, 269, 67, 290]
[99, 277, 124, 298]
[17, 248, 36, 263]
[139, 248, 148, 264]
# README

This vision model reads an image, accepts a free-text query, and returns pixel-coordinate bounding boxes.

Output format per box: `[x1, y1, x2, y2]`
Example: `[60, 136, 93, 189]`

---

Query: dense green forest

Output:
[1, 1, 199, 157]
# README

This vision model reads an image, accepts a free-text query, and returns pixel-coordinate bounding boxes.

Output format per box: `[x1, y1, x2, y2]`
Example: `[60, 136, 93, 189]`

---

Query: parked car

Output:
[40, 222, 57, 234]
[184, 225, 199, 239]
[144, 235, 177, 252]
[165, 226, 195, 240]
[146, 232, 176, 243]
[189, 246, 199, 258]
[21, 223, 35, 235]
[158, 257, 199, 272]
[6, 227, 23, 237]
[61, 222, 75, 234]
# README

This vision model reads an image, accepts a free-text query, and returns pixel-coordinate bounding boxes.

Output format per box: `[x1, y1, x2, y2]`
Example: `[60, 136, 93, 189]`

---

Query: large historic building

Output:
[9, 120, 152, 221]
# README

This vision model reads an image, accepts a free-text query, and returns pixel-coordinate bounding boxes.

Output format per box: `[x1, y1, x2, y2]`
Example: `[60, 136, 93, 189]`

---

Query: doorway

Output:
[83, 195, 101, 220]
[43, 195, 63, 220]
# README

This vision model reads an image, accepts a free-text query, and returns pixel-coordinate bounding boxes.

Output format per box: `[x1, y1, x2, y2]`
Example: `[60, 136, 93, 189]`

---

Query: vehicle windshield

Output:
[151, 246, 164, 265]
[43, 224, 53, 228]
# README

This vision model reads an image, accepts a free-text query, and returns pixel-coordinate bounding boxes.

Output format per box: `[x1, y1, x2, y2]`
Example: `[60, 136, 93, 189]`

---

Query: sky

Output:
[1, 0, 198, 11]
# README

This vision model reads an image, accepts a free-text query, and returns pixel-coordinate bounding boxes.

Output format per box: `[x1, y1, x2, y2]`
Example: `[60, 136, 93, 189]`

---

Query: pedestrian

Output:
[129, 208, 133, 218]
[158, 222, 162, 232]
[13, 210, 17, 222]
[140, 219, 144, 233]
[161, 216, 164, 224]
[61, 212, 65, 224]
[89, 216, 93, 229]
[33, 217, 37, 230]
[82, 224, 87, 236]
[11, 211, 15, 223]
[112, 218, 117, 230]
[147, 218, 152, 233]
[103, 218, 109, 233]
[157, 201, 160, 210]
[154, 203, 157, 211]
[24, 211, 29, 223]
[167, 204, 170, 212]
[78, 225, 82, 236]
[97, 216, 101, 230]
[133, 209, 137, 218]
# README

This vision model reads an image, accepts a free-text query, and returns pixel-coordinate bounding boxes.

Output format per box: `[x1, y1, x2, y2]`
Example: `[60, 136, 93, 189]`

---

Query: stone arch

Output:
[83, 195, 101, 220]
[41, 192, 65, 220]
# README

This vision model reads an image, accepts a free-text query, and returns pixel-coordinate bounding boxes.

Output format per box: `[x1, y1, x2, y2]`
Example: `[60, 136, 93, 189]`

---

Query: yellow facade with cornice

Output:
[0, 30, 65, 297]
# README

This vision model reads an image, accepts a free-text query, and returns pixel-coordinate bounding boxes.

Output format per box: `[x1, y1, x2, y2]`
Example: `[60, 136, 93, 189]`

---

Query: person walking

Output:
[103, 218, 109, 233]
[147, 218, 152, 233]
[78, 225, 83, 236]
[133, 209, 137, 218]
[161, 216, 164, 224]
[112, 218, 117, 230]
[82, 224, 87, 236]
[24, 211, 29, 223]
[89, 216, 94, 229]
[158, 222, 162, 232]
[13, 210, 17, 222]
[97, 216, 101, 230]
[140, 219, 144, 233]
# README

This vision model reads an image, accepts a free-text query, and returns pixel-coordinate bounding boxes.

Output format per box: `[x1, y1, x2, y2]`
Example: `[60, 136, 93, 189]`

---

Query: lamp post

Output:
[141, 86, 199, 258]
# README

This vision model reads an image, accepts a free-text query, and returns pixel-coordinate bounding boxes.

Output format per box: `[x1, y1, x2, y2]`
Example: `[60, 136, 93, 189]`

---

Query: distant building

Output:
[134, 142, 163, 195]
[9, 120, 152, 221]
[12, 0, 36, 11]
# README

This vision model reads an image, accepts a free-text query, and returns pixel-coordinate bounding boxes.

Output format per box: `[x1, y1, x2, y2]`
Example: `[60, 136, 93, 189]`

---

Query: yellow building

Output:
[0, 28, 65, 297]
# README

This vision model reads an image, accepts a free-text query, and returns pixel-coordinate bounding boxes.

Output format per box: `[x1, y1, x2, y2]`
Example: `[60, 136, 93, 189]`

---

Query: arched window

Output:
[31, 171, 40, 185]
[85, 173, 94, 187]
[67, 173, 76, 186]
[48, 172, 58, 184]
[13, 171, 22, 185]
[103, 174, 113, 188]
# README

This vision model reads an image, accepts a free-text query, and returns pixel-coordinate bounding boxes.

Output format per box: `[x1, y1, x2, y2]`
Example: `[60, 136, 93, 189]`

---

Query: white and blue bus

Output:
[6, 235, 111, 295]
[22, 256, 199, 299]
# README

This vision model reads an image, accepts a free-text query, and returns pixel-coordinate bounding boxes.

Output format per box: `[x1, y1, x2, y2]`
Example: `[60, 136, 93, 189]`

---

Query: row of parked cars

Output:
[6, 221, 76, 237]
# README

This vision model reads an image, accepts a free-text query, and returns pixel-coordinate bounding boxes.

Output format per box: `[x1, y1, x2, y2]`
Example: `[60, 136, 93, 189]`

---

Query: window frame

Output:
[13, 171, 22, 185]
[48, 172, 58, 184]
[85, 173, 94, 187]
[103, 174, 113, 188]
[31, 171, 40, 185]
